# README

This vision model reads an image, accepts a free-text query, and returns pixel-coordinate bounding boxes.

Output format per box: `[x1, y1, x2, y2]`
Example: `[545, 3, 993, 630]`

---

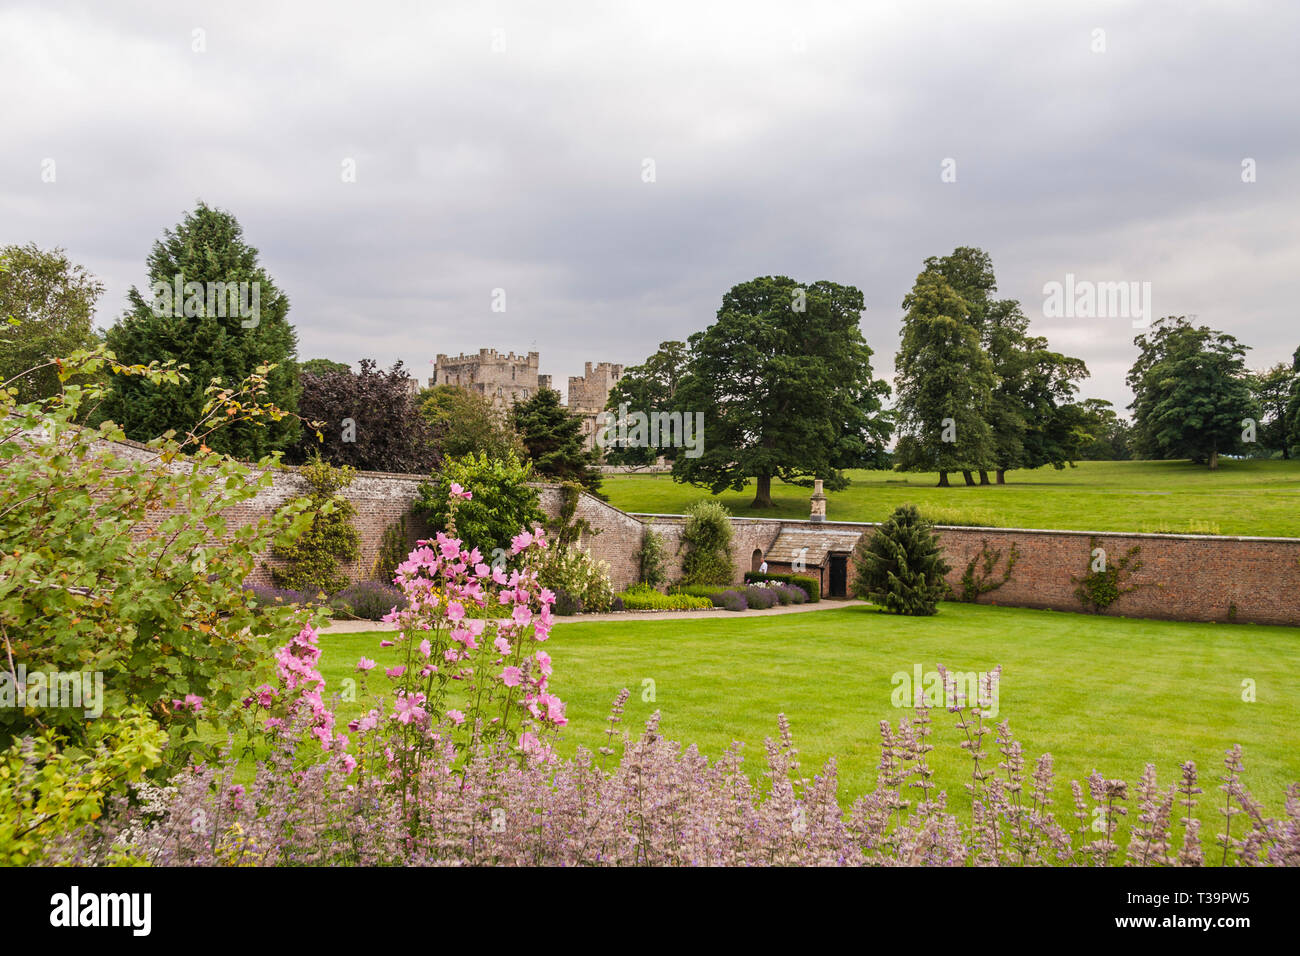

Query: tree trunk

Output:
[937, 471, 950, 487]
[752, 473, 775, 508]
[1208, 449, 1219, 470]
[962, 470, 976, 486]
[996, 469, 1006, 484]
[978, 470, 991, 485]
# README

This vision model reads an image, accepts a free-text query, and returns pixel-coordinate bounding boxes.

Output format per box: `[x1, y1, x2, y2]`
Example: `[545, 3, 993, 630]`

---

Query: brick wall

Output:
[95, 435, 1300, 624]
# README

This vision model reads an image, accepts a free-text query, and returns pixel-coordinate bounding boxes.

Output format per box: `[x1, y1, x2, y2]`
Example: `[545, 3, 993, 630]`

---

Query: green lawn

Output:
[320, 603, 1300, 829]
[600, 459, 1300, 537]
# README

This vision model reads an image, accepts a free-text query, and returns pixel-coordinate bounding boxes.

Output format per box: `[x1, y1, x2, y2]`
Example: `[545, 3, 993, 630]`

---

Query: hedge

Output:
[618, 586, 714, 611]
[744, 571, 819, 602]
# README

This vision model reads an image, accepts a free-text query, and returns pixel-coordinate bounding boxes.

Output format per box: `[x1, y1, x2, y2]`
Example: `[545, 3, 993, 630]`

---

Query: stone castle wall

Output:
[430, 349, 540, 414]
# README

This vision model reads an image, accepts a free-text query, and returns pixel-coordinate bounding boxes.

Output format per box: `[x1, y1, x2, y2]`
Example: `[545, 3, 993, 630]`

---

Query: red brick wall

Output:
[98, 436, 1300, 624]
[626, 514, 1300, 626]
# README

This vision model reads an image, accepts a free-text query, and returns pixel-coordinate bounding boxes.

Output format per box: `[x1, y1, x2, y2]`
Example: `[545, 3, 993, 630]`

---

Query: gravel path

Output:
[318, 598, 869, 633]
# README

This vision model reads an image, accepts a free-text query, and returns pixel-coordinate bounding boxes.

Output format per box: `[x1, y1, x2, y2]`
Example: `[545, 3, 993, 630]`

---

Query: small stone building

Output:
[755, 526, 863, 598]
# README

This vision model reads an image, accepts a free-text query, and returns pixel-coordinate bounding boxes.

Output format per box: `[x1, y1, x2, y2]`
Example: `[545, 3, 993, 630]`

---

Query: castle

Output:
[568, 361, 624, 450]
[429, 351, 622, 451]
[429, 350, 543, 414]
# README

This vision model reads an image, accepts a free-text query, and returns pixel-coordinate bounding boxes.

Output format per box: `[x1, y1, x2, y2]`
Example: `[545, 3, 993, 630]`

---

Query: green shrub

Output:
[373, 513, 412, 584]
[744, 571, 819, 602]
[270, 456, 362, 596]
[0, 347, 321, 760]
[535, 545, 616, 613]
[852, 504, 950, 615]
[671, 583, 730, 598]
[638, 527, 668, 588]
[414, 451, 544, 561]
[618, 585, 712, 611]
[680, 500, 735, 586]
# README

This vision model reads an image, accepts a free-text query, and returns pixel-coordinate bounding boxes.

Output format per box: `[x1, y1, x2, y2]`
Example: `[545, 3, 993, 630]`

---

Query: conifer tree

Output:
[852, 504, 950, 615]
[511, 387, 603, 496]
[101, 202, 300, 459]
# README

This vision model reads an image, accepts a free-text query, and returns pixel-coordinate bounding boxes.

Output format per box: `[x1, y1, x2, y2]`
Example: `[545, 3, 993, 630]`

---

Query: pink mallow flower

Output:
[446, 709, 466, 726]
[356, 657, 376, 671]
[394, 692, 428, 726]
[501, 666, 523, 687]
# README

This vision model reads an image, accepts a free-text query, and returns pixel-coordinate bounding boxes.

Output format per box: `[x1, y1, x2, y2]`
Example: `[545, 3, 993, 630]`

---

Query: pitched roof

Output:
[765, 526, 863, 567]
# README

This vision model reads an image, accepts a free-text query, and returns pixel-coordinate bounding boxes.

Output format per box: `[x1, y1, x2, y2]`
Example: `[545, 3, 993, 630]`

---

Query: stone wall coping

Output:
[629, 513, 1300, 544]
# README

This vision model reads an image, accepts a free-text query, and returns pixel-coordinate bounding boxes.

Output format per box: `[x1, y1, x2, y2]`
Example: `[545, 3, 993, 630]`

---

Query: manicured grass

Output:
[601, 459, 1300, 537]
[320, 603, 1300, 828]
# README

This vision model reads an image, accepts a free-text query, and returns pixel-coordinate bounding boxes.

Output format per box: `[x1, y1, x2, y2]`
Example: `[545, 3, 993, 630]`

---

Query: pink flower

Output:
[446, 709, 465, 726]
[494, 636, 512, 655]
[501, 666, 523, 687]
[380, 639, 395, 648]
[449, 482, 472, 500]
[510, 530, 534, 554]
[356, 657, 376, 671]
[512, 604, 533, 627]
[386, 665, 406, 679]
[419, 639, 431, 659]
[447, 601, 466, 622]
[170, 693, 205, 713]
[394, 692, 428, 725]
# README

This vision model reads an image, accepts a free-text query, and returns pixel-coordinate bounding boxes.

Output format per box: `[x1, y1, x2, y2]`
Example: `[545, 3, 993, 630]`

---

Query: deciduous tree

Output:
[672, 276, 891, 507]
[1127, 317, 1257, 469]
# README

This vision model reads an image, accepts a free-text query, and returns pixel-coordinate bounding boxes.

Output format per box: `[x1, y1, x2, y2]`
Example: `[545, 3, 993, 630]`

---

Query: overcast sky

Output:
[2, 0, 1296, 411]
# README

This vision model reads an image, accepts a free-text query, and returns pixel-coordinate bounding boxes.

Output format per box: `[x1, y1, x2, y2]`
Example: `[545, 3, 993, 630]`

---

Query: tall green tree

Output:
[300, 358, 352, 376]
[1067, 399, 1133, 460]
[420, 383, 524, 462]
[292, 359, 436, 473]
[1251, 362, 1297, 458]
[920, 247, 1093, 483]
[672, 276, 891, 508]
[602, 340, 688, 465]
[892, 272, 995, 487]
[511, 387, 603, 496]
[1289, 346, 1300, 456]
[1127, 317, 1257, 469]
[100, 202, 300, 459]
[0, 244, 104, 403]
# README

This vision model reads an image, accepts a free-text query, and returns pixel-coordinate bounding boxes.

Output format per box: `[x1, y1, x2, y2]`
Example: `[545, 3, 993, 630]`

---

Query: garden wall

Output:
[101, 436, 1300, 624]
[627, 514, 1300, 626]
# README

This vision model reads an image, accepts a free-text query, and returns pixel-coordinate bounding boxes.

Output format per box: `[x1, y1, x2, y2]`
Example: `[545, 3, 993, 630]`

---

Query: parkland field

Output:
[601, 459, 1300, 537]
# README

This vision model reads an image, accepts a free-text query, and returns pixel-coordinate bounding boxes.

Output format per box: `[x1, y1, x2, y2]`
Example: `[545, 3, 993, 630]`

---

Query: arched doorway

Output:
[751, 549, 763, 572]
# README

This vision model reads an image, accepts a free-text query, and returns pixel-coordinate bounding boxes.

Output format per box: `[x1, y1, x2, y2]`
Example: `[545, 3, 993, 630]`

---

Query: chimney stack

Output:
[810, 479, 826, 523]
